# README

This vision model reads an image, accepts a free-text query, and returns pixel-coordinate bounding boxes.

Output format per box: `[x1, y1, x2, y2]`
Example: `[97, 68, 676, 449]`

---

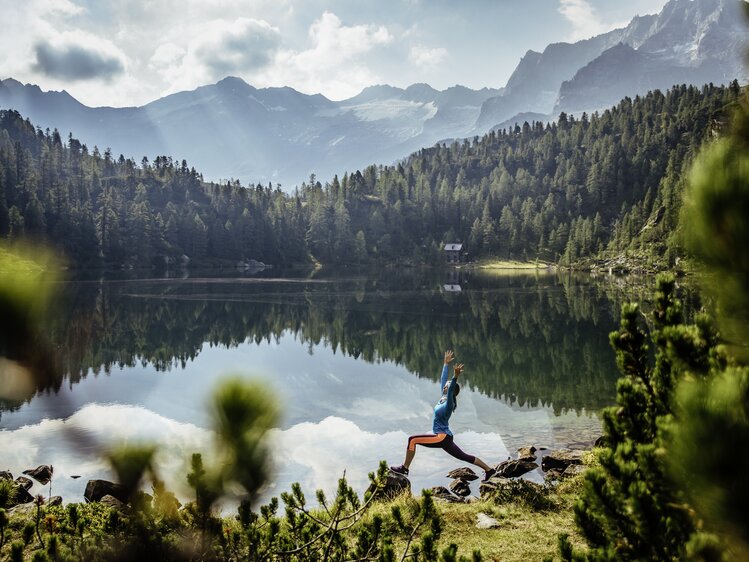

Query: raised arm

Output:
[447, 363, 463, 404]
[441, 350, 454, 390]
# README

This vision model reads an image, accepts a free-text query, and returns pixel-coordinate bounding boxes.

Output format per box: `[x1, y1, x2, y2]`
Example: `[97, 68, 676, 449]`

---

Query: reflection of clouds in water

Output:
[1, 406, 509, 504]
[335, 397, 427, 422]
[0, 332, 598, 503]
[0, 404, 213, 500]
[270, 416, 508, 498]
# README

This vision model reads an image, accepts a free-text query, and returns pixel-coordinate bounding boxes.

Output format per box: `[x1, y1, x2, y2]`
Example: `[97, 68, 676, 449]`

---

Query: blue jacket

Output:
[432, 364, 457, 435]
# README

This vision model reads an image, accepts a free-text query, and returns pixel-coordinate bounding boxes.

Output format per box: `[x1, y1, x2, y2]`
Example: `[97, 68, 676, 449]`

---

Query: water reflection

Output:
[0, 269, 636, 501]
[5, 269, 628, 414]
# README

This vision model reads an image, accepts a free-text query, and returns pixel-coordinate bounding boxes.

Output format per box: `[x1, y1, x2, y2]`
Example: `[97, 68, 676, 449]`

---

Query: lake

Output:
[0, 267, 633, 504]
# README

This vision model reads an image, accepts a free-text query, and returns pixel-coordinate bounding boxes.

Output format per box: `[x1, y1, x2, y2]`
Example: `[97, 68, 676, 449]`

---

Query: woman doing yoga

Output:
[390, 350, 496, 481]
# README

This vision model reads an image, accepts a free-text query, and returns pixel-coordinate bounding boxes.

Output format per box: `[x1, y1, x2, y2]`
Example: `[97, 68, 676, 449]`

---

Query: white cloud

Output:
[191, 18, 281, 77]
[558, 0, 611, 41]
[148, 43, 185, 71]
[33, 30, 126, 81]
[409, 45, 448, 68]
[154, 11, 393, 101]
[36, 0, 83, 16]
[0, 0, 663, 107]
[158, 17, 282, 94]
[250, 12, 393, 100]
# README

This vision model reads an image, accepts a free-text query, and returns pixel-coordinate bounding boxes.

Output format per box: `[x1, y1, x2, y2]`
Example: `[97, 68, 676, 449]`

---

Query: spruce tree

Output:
[668, 93, 749, 558]
[561, 275, 704, 561]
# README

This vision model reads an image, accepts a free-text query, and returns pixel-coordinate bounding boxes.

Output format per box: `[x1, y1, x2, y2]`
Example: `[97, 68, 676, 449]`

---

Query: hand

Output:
[444, 350, 455, 365]
[454, 363, 464, 377]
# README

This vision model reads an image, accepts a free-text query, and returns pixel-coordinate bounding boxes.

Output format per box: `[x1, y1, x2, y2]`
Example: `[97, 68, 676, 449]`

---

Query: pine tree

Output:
[667, 94, 749, 558]
[561, 275, 704, 561]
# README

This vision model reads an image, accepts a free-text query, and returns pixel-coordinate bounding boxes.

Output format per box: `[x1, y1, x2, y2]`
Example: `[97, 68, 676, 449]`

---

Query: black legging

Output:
[407, 433, 476, 464]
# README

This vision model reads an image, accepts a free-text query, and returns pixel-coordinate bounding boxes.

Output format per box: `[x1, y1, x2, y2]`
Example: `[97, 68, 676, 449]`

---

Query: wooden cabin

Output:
[443, 243, 463, 264]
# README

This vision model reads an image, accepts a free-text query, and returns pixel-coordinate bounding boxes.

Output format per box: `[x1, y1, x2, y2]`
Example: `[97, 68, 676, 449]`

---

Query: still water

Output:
[1, 268, 634, 503]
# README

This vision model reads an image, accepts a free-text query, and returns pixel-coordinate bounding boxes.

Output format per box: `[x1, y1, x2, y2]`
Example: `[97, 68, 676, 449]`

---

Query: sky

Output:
[0, 0, 669, 108]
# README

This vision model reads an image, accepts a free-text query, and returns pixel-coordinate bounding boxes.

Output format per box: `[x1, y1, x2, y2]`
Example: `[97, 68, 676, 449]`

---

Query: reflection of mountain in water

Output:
[3, 270, 667, 418]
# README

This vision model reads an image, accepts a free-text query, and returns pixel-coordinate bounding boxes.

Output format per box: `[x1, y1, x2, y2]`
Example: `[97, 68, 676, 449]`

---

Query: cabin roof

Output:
[443, 243, 463, 251]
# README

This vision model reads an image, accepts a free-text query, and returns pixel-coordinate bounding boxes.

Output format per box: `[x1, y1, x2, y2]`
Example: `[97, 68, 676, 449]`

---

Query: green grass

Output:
[364, 475, 585, 561]
[1, 472, 590, 561]
[472, 259, 553, 271]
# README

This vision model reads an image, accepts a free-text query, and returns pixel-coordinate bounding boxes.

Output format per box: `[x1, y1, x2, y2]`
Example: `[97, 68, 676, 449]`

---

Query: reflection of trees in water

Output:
[4, 271, 681, 417]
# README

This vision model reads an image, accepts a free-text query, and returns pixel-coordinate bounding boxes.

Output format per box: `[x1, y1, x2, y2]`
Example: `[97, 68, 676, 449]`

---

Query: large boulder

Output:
[8, 502, 36, 517]
[446, 467, 479, 481]
[9, 484, 34, 507]
[495, 459, 538, 478]
[544, 468, 564, 482]
[541, 449, 584, 472]
[47, 496, 63, 507]
[24, 465, 53, 485]
[449, 479, 471, 497]
[480, 476, 548, 506]
[429, 486, 464, 504]
[100, 494, 128, 513]
[479, 476, 507, 498]
[15, 476, 33, 491]
[84, 480, 129, 504]
[366, 470, 411, 500]
[562, 464, 586, 478]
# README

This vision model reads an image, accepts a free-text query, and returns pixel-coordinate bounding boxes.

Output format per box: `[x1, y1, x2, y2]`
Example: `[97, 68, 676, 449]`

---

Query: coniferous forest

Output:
[4, 78, 749, 561]
[0, 82, 741, 268]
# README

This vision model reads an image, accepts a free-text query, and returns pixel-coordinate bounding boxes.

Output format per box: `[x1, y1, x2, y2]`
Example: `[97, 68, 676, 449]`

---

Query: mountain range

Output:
[0, 0, 746, 188]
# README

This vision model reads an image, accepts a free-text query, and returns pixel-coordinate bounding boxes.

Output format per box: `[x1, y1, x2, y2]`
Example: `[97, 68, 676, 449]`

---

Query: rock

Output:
[479, 477, 501, 498]
[70, 475, 81, 479]
[517, 446, 537, 461]
[482, 477, 548, 506]
[100, 495, 128, 513]
[15, 476, 33, 491]
[0, 470, 12, 481]
[541, 449, 584, 472]
[544, 468, 564, 482]
[10, 484, 34, 506]
[449, 479, 471, 497]
[562, 464, 586, 478]
[47, 496, 63, 507]
[8, 502, 37, 517]
[429, 486, 464, 504]
[84, 480, 129, 504]
[367, 470, 411, 500]
[446, 467, 478, 481]
[476, 512, 500, 530]
[23, 465, 53, 485]
[495, 459, 538, 478]
[594, 436, 608, 448]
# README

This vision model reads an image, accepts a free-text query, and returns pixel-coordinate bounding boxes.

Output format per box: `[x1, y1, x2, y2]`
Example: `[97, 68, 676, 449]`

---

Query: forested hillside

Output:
[309, 82, 740, 267]
[0, 110, 308, 265]
[0, 82, 741, 268]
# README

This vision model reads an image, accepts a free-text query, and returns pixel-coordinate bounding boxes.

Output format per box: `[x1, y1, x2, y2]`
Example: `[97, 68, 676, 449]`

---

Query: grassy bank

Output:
[365, 475, 584, 561]
[470, 259, 554, 271]
[1, 472, 587, 561]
